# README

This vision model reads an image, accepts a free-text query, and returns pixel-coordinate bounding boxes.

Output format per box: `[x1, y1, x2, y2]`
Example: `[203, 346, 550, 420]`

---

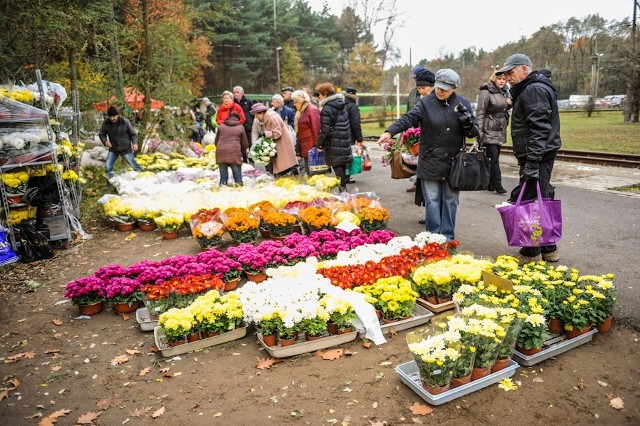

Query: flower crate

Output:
[153, 323, 248, 357]
[372, 304, 434, 336]
[416, 298, 455, 313]
[513, 328, 598, 367]
[256, 330, 358, 358]
[136, 307, 158, 332]
[396, 359, 519, 406]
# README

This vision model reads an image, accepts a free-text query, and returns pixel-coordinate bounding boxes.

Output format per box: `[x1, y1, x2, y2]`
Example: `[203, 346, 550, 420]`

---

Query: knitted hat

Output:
[345, 86, 357, 95]
[411, 65, 425, 78]
[107, 106, 119, 116]
[415, 69, 435, 87]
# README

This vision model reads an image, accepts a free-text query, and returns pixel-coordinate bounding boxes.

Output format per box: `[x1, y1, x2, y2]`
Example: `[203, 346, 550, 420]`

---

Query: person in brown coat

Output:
[291, 90, 320, 174]
[250, 103, 298, 176]
[214, 112, 248, 186]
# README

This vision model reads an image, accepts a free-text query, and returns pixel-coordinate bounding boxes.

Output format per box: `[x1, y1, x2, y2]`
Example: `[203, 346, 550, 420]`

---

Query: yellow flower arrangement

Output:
[6, 206, 36, 226]
[61, 169, 79, 181]
[155, 213, 185, 233]
[412, 255, 493, 300]
[1, 170, 29, 192]
[358, 206, 390, 232]
[307, 174, 340, 191]
[320, 294, 356, 331]
[158, 307, 195, 342]
[261, 210, 296, 237]
[187, 290, 244, 334]
[299, 206, 336, 231]
[367, 276, 419, 320]
[225, 210, 260, 243]
[407, 331, 461, 388]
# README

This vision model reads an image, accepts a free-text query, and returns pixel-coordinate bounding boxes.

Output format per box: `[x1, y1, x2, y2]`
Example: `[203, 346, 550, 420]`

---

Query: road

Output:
[354, 142, 640, 329]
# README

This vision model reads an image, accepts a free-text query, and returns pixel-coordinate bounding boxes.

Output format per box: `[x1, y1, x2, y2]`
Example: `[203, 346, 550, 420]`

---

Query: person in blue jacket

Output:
[377, 69, 478, 241]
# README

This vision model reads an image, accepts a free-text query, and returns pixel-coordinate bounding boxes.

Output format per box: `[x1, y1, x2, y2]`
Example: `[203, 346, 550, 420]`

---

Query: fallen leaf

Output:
[131, 406, 152, 417]
[0, 389, 9, 401]
[125, 233, 137, 241]
[213, 412, 222, 417]
[52, 319, 63, 326]
[379, 361, 392, 366]
[53, 333, 63, 339]
[410, 402, 433, 415]
[256, 358, 280, 370]
[122, 313, 131, 321]
[51, 366, 62, 372]
[320, 349, 343, 360]
[533, 377, 544, 383]
[38, 408, 71, 426]
[95, 396, 121, 410]
[110, 355, 129, 365]
[362, 341, 372, 349]
[4, 351, 36, 363]
[151, 406, 165, 418]
[388, 327, 397, 336]
[609, 397, 624, 410]
[159, 367, 170, 373]
[163, 372, 173, 378]
[150, 345, 159, 353]
[76, 411, 101, 424]
[577, 378, 585, 391]
[125, 349, 141, 355]
[25, 413, 43, 419]
[45, 349, 60, 354]
[139, 367, 151, 376]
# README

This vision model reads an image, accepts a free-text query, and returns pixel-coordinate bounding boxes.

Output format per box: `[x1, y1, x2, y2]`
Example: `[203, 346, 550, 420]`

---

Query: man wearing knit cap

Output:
[98, 106, 143, 178]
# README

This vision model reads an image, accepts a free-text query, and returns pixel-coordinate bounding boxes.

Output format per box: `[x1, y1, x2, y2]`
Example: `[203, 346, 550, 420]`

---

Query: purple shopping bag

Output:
[497, 181, 562, 247]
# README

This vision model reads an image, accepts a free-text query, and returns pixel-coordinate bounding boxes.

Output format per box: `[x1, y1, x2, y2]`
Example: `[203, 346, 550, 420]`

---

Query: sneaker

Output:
[542, 250, 560, 262]
[406, 185, 416, 192]
[516, 252, 541, 265]
[496, 188, 507, 195]
[418, 219, 425, 225]
[347, 177, 356, 184]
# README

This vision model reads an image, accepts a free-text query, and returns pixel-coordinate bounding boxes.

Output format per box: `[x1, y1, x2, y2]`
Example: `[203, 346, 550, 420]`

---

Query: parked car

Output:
[595, 98, 609, 107]
[603, 95, 626, 108]
[557, 99, 570, 109]
[568, 95, 592, 108]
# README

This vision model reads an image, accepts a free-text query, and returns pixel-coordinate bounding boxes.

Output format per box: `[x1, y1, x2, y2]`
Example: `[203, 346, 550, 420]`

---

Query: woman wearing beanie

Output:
[214, 112, 248, 186]
[291, 90, 320, 174]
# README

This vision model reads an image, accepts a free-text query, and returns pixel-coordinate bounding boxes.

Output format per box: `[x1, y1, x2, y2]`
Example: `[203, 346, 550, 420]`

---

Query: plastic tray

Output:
[416, 298, 456, 313]
[136, 307, 158, 332]
[154, 324, 248, 357]
[379, 304, 434, 335]
[513, 328, 598, 366]
[256, 331, 358, 358]
[395, 359, 519, 405]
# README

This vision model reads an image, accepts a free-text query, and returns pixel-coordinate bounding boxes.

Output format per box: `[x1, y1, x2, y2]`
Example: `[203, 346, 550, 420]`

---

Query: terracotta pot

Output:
[327, 322, 339, 335]
[201, 331, 219, 339]
[436, 296, 453, 304]
[408, 143, 420, 156]
[382, 317, 399, 325]
[517, 346, 542, 356]
[270, 235, 287, 241]
[492, 357, 511, 373]
[279, 337, 297, 347]
[117, 222, 136, 232]
[305, 332, 325, 341]
[259, 228, 270, 238]
[138, 222, 157, 232]
[425, 295, 438, 305]
[375, 309, 382, 320]
[7, 194, 24, 205]
[597, 316, 613, 333]
[78, 301, 103, 316]
[548, 318, 565, 335]
[471, 367, 492, 381]
[450, 373, 472, 388]
[224, 277, 240, 292]
[337, 327, 352, 335]
[168, 339, 186, 347]
[246, 272, 268, 283]
[422, 382, 450, 395]
[113, 301, 140, 314]
[262, 334, 277, 347]
[186, 332, 201, 343]
[565, 326, 592, 339]
[107, 219, 118, 228]
[161, 230, 179, 240]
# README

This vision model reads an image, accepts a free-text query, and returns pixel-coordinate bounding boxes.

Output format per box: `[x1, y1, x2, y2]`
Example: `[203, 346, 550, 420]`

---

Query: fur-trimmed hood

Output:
[320, 93, 345, 109]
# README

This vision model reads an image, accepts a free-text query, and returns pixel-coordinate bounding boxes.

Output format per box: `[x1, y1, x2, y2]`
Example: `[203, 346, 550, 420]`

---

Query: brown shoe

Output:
[542, 250, 559, 262]
[406, 185, 416, 192]
[516, 252, 541, 266]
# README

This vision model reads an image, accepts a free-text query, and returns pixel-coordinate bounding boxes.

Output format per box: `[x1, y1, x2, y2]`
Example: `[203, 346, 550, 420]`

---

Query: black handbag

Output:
[448, 146, 490, 191]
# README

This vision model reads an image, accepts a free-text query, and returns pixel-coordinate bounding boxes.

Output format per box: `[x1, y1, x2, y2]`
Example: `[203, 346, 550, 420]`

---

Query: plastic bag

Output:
[0, 227, 19, 266]
[307, 147, 330, 175]
[202, 130, 216, 147]
[17, 219, 54, 262]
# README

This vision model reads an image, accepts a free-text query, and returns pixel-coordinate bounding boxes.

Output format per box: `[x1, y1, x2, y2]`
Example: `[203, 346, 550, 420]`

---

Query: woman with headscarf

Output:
[291, 90, 320, 174]
[249, 103, 298, 176]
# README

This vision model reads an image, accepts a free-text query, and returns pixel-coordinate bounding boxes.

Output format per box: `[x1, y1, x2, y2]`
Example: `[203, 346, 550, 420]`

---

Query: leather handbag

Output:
[448, 146, 490, 190]
[390, 151, 416, 179]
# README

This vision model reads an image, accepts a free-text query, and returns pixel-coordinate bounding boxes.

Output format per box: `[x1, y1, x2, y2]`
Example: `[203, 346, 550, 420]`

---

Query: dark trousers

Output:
[510, 151, 558, 256]
[484, 144, 504, 191]
[332, 165, 348, 191]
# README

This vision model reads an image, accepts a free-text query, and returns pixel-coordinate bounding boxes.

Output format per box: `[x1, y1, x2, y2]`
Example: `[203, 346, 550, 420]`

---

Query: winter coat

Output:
[274, 105, 295, 127]
[235, 96, 254, 137]
[214, 115, 248, 165]
[407, 86, 420, 111]
[216, 103, 246, 127]
[510, 71, 562, 162]
[261, 109, 298, 174]
[476, 81, 510, 145]
[386, 92, 477, 181]
[296, 103, 320, 159]
[344, 93, 363, 144]
[204, 104, 217, 129]
[317, 93, 352, 167]
[99, 117, 138, 153]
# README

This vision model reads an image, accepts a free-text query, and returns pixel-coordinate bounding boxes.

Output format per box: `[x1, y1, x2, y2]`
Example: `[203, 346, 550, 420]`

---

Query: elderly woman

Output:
[315, 82, 352, 191]
[291, 90, 320, 173]
[216, 91, 246, 127]
[250, 103, 298, 176]
[214, 112, 248, 186]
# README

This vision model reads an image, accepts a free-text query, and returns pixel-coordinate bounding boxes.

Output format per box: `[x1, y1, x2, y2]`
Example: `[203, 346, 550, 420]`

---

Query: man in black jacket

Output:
[496, 53, 562, 264]
[233, 86, 254, 161]
[99, 106, 143, 178]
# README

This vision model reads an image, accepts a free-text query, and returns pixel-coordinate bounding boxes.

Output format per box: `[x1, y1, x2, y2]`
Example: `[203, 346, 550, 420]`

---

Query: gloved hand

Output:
[522, 162, 540, 182]
[455, 103, 474, 129]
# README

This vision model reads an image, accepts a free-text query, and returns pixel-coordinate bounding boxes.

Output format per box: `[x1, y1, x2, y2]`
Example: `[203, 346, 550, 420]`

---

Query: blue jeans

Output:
[219, 163, 243, 185]
[106, 151, 143, 174]
[421, 179, 460, 241]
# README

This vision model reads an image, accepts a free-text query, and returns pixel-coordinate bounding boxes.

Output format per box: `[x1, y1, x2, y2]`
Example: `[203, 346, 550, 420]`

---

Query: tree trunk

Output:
[110, 4, 126, 109]
[624, 1, 639, 123]
[140, 0, 153, 146]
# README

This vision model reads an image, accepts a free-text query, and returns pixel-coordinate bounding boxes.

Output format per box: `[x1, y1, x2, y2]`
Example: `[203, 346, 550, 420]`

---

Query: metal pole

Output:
[394, 73, 400, 119]
[276, 47, 282, 91]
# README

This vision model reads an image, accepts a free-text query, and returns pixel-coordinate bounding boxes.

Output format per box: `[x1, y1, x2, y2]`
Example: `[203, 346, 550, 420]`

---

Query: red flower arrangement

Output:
[143, 273, 224, 316]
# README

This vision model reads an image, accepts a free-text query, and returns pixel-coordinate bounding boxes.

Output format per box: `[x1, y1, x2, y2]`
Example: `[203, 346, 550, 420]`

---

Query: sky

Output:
[306, 0, 636, 66]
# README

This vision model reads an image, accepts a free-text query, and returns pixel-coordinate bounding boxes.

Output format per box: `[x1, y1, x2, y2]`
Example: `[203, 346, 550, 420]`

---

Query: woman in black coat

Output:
[315, 82, 352, 192]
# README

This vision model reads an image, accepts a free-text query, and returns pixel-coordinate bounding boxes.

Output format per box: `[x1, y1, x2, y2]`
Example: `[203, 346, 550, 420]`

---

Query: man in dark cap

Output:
[343, 86, 363, 184]
[407, 65, 425, 111]
[281, 86, 295, 109]
[496, 53, 562, 264]
[99, 106, 143, 178]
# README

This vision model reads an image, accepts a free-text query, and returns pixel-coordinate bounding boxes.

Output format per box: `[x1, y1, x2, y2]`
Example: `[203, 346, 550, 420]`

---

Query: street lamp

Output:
[275, 46, 283, 91]
[595, 53, 603, 99]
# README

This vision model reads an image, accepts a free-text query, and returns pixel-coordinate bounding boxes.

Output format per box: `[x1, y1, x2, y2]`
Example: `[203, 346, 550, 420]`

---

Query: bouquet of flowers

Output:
[224, 209, 260, 243]
[64, 276, 107, 306]
[190, 208, 224, 248]
[249, 136, 277, 165]
[105, 277, 144, 307]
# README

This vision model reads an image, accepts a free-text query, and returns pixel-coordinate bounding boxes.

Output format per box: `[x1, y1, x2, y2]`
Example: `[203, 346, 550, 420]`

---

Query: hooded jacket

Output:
[510, 71, 562, 161]
[317, 93, 352, 167]
[476, 81, 510, 145]
[99, 116, 138, 153]
[214, 115, 248, 165]
[344, 92, 363, 144]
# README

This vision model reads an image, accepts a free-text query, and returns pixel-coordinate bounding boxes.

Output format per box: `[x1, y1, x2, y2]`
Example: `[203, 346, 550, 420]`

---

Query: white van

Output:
[568, 95, 592, 108]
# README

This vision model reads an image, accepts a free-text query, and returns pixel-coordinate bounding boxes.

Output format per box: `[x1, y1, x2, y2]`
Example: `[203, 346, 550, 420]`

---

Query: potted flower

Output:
[357, 206, 390, 233]
[400, 127, 421, 156]
[262, 210, 296, 238]
[210, 257, 243, 291]
[446, 318, 478, 387]
[1, 170, 29, 202]
[321, 294, 356, 334]
[255, 311, 283, 347]
[372, 276, 419, 322]
[64, 276, 107, 315]
[158, 307, 195, 347]
[463, 315, 506, 380]
[189, 291, 244, 338]
[249, 200, 278, 238]
[579, 274, 616, 333]
[190, 208, 224, 248]
[302, 306, 330, 340]
[558, 290, 595, 338]
[277, 311, 303, 346]
[136, 211, 159, 232]
[493, 309, 524, 371]
[105, 277, 145, 314]
[516, 313, 549, 355]
[299, 206, 336, 232]
[407, 332, 460, 395]
[155, 213, 184, 239]
[225, 210, 260, 244]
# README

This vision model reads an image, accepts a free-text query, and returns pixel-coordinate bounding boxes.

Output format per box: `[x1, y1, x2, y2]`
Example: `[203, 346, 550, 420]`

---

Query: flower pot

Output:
[78, 301, 103, 316]
[337, 327, 352, 335]
[492, 357, 511, 373]
[327, 322, 339, 335]
[270, 235, 287, 241]
[565, 325, 592, 339]
[7, 194, 23, 205]
[597, 316, 613, 333]
[138, 222, 157, 232]
[262, 334, 277, 347]
[305, 332, 326, 341]
[450, 373, 472, 388]
[422, 382, 450, 395]
[161, 230, 179, 240]
[548, 318, 565, 335]
[113, 301, 140, 314]
[259, 228, 270, 238]
[436, 296, 453, 304]
[107, 219, 118, 228]
[246, 272, 268, 283]
[425, 295, 438, 305]
[168, 338, 186, 347]
[375, 309, 382, 321]
[279, 337, 297, 347]
[471, 367, 492, 381]
[117, 222, 136, 232]
[517, 346, 542, 356]
[201, 331, 219, 339]
[186, 332, 201, 343]
[408, 143, 420, 156]
[223, 277, 240, 292]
